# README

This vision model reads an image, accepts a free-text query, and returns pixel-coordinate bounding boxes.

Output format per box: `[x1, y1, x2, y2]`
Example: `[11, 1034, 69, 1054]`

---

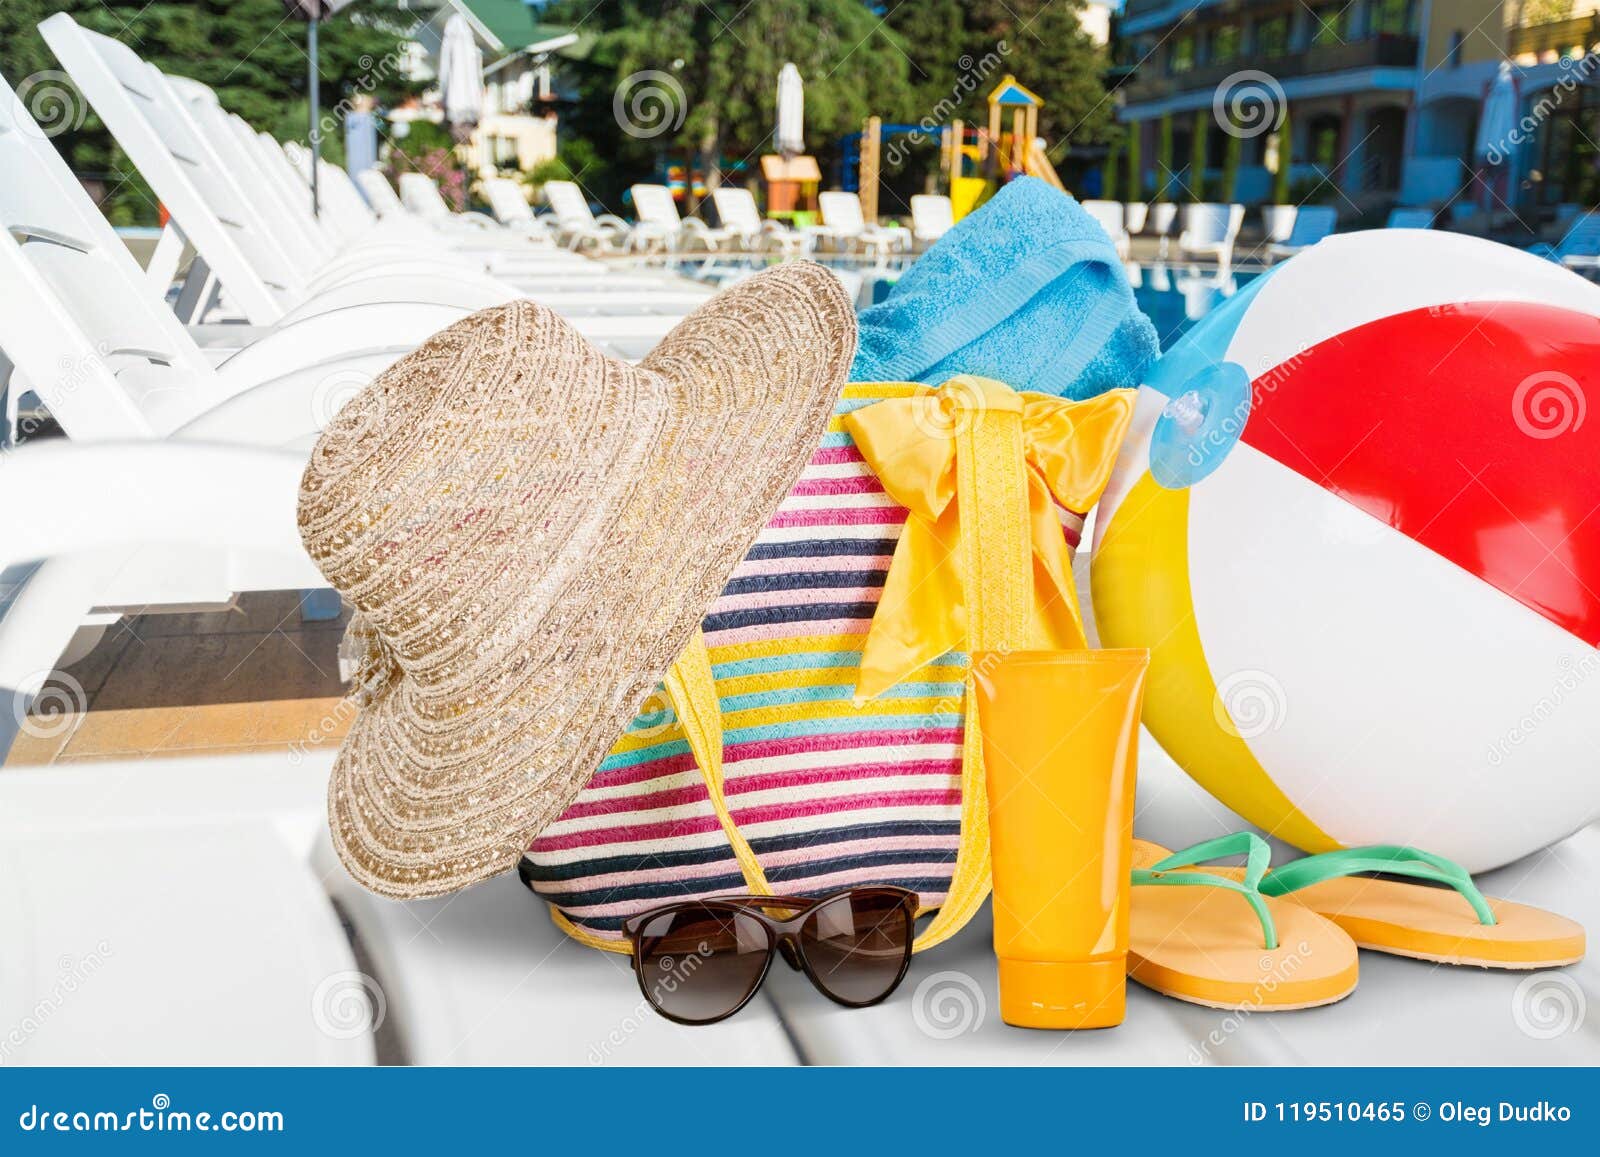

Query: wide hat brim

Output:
[314, 263, 856, 899]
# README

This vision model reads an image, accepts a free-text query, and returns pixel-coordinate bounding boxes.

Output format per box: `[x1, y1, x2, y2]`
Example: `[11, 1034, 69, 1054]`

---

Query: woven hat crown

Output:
[299, 302, 657, 707]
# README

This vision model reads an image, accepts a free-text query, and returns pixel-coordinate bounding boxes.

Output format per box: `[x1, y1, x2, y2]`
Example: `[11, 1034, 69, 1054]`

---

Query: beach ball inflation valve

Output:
[1148, 361, 1251, 490]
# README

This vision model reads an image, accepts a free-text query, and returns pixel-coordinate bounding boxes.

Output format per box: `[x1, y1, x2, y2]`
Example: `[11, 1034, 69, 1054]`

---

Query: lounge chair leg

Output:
[173, 255, 222, 324]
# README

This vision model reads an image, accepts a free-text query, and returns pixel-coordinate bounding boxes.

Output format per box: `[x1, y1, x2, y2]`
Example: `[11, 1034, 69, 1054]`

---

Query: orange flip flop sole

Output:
[1129, 840, 1360, 1011]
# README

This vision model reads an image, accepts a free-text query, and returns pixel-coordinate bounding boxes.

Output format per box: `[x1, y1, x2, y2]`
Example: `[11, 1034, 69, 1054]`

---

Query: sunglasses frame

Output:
[622, 885, 919, 1025]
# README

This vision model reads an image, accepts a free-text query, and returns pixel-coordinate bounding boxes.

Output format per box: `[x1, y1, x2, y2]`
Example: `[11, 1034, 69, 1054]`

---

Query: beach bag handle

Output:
[550, 378, 1135, 955]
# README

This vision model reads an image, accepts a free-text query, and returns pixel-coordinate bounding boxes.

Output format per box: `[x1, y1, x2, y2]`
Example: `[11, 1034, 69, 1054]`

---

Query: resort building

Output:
[399, 0, 576, 177]
[1490, 1, 1600, 209]
[1115, 0, 1507, 211]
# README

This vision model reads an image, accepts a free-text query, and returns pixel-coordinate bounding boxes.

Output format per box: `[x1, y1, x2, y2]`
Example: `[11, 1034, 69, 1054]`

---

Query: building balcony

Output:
[1120, 35, 1419, 108]
[1510, 14, 1600, 61]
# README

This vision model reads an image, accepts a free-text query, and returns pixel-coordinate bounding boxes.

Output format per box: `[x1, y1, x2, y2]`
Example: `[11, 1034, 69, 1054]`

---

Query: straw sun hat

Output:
[298, 262, 857, 899]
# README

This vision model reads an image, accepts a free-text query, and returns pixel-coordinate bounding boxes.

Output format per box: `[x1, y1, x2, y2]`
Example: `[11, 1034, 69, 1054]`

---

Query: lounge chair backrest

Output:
[1081, 199, 1127, 241]
[242, 122, 326, 230]
[398, 172, 451, 221]
[711, 188, 763, 233]
[1557, 212, 1600, 258]
[1148, 202, 1179, 235]
[910, 194, 954, 240]
[1182, 202, 1244, 243]
[543, 181, 597, 228]
[1385, 207, 1434, 229]
[268, 134, 377, 245]
[41, 13, 296, 322]
[167, 76, 330, 274]
[0, 71, 211, 439]
[819, 191, 866, 234]
[630, 184, 681, 228]
[355, 168, 406, 217]
[483, 177, 535, 226]
[1264, 205, 1299, 243]
[1285, 205, 1337, 246]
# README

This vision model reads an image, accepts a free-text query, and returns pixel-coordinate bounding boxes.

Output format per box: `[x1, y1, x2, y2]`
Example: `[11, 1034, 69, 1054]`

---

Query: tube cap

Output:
[997, 958, 1126, 1030]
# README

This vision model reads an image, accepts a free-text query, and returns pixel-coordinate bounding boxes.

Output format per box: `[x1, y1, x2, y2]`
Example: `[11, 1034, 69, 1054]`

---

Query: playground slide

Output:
[1025, 138, 1065, 191]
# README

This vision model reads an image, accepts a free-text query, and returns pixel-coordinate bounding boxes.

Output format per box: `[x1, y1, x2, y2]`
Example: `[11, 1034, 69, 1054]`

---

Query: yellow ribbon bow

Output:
[845, 376, 1137, 701]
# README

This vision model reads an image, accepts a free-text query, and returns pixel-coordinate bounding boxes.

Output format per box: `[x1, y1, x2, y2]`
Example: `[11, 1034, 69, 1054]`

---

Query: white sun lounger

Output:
[543, 180, 633, 252]
[1082, 199, 1132, 259]
[42, 16, 691, 354]
[1178, 202, 1246, 273]
[0, 746, 801, 1065]
[630, 183, 735, 253]
[1147, 202, 1179, 257]
[480, 175, 562, 242]
[1265, 205, 1337, 262]
[0, 461, 799, 1064]
[709, 187, 810, 256]
[818, 191, 907, 262]
[909, 194, 954, 249]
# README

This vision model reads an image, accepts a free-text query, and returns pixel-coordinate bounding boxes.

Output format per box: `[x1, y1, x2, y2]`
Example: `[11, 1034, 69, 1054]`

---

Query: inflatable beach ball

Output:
[1091, 230, 1600, 872]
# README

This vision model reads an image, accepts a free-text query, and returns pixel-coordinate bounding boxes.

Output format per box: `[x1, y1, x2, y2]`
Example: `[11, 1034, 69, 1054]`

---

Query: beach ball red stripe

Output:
[1241, 301, 1600, 644]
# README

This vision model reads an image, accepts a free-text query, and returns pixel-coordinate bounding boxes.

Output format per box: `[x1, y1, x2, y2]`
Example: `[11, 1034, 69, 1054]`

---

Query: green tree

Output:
[0, 0, 416, 223]
[548, 0, 915, 209]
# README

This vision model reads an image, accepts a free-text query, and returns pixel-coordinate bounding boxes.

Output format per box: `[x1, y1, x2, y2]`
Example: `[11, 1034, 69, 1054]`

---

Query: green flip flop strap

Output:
[1132, 832, 1279, 950]
[1256, 845, 1497, 927]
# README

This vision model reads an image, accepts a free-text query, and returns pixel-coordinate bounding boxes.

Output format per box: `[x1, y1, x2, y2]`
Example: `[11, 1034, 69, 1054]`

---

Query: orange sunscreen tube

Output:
[973, 648, 1150, 1029]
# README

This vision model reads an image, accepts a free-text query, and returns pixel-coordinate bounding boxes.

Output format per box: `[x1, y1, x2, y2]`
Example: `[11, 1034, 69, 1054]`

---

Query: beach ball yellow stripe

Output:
[1091, 472, 1340, 853]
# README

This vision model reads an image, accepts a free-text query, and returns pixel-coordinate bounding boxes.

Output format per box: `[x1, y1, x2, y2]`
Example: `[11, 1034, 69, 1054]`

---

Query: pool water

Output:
[1129, 262, 1266, 349]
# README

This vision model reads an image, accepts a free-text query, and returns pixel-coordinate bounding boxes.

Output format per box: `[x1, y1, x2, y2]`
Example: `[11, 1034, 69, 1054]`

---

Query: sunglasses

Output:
[622, 886, 918, 1025]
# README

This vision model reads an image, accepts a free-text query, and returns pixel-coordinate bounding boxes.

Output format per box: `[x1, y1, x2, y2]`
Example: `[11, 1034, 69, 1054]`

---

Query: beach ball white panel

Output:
[1222, 230, 1600, 380]
[1187, 446, 1600, 872]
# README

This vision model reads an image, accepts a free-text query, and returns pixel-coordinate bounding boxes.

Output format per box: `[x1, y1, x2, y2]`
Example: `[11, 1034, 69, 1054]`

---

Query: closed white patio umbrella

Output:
[1474, 61, 1519, 209]
[775, 62, 804, 157]
[439, 11, 485, 138]
[1475, 61, 1517, 163]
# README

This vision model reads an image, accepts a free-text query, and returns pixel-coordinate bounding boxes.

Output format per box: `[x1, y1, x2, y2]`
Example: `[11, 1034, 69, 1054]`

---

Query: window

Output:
[1209, 24, 1241, 63]
[1311, 4, 1350, 45]
[1368, 0, 1413, 37]
[1170, 34, 1196, 74]
[1253, 14, 1291, 57]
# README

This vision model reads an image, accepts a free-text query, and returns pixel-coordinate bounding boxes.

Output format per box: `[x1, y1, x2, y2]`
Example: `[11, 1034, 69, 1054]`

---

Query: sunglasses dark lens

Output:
[800, 889, 912, 1005]
[635, 905, 771, 1023]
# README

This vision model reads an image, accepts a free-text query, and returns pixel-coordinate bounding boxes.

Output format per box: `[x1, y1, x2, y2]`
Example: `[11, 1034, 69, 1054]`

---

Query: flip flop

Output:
[1251, 846, 1586, 970]
[1129, 834, 1360, 1012]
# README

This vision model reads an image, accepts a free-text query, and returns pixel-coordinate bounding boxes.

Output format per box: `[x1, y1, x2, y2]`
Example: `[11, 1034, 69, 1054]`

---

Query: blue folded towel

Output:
[849, 177, 1159, 399]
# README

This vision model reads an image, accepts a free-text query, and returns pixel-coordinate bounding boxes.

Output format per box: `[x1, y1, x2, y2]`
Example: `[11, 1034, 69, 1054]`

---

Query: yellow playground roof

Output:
[988, 75, 1043, 108]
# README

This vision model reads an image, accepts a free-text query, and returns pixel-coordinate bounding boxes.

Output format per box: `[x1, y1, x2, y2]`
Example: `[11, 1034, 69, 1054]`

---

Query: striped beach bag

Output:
[520, 376, 1135, 953]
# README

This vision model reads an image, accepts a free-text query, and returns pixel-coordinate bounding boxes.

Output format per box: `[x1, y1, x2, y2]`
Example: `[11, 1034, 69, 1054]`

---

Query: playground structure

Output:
[843, 75, 1064, 227]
